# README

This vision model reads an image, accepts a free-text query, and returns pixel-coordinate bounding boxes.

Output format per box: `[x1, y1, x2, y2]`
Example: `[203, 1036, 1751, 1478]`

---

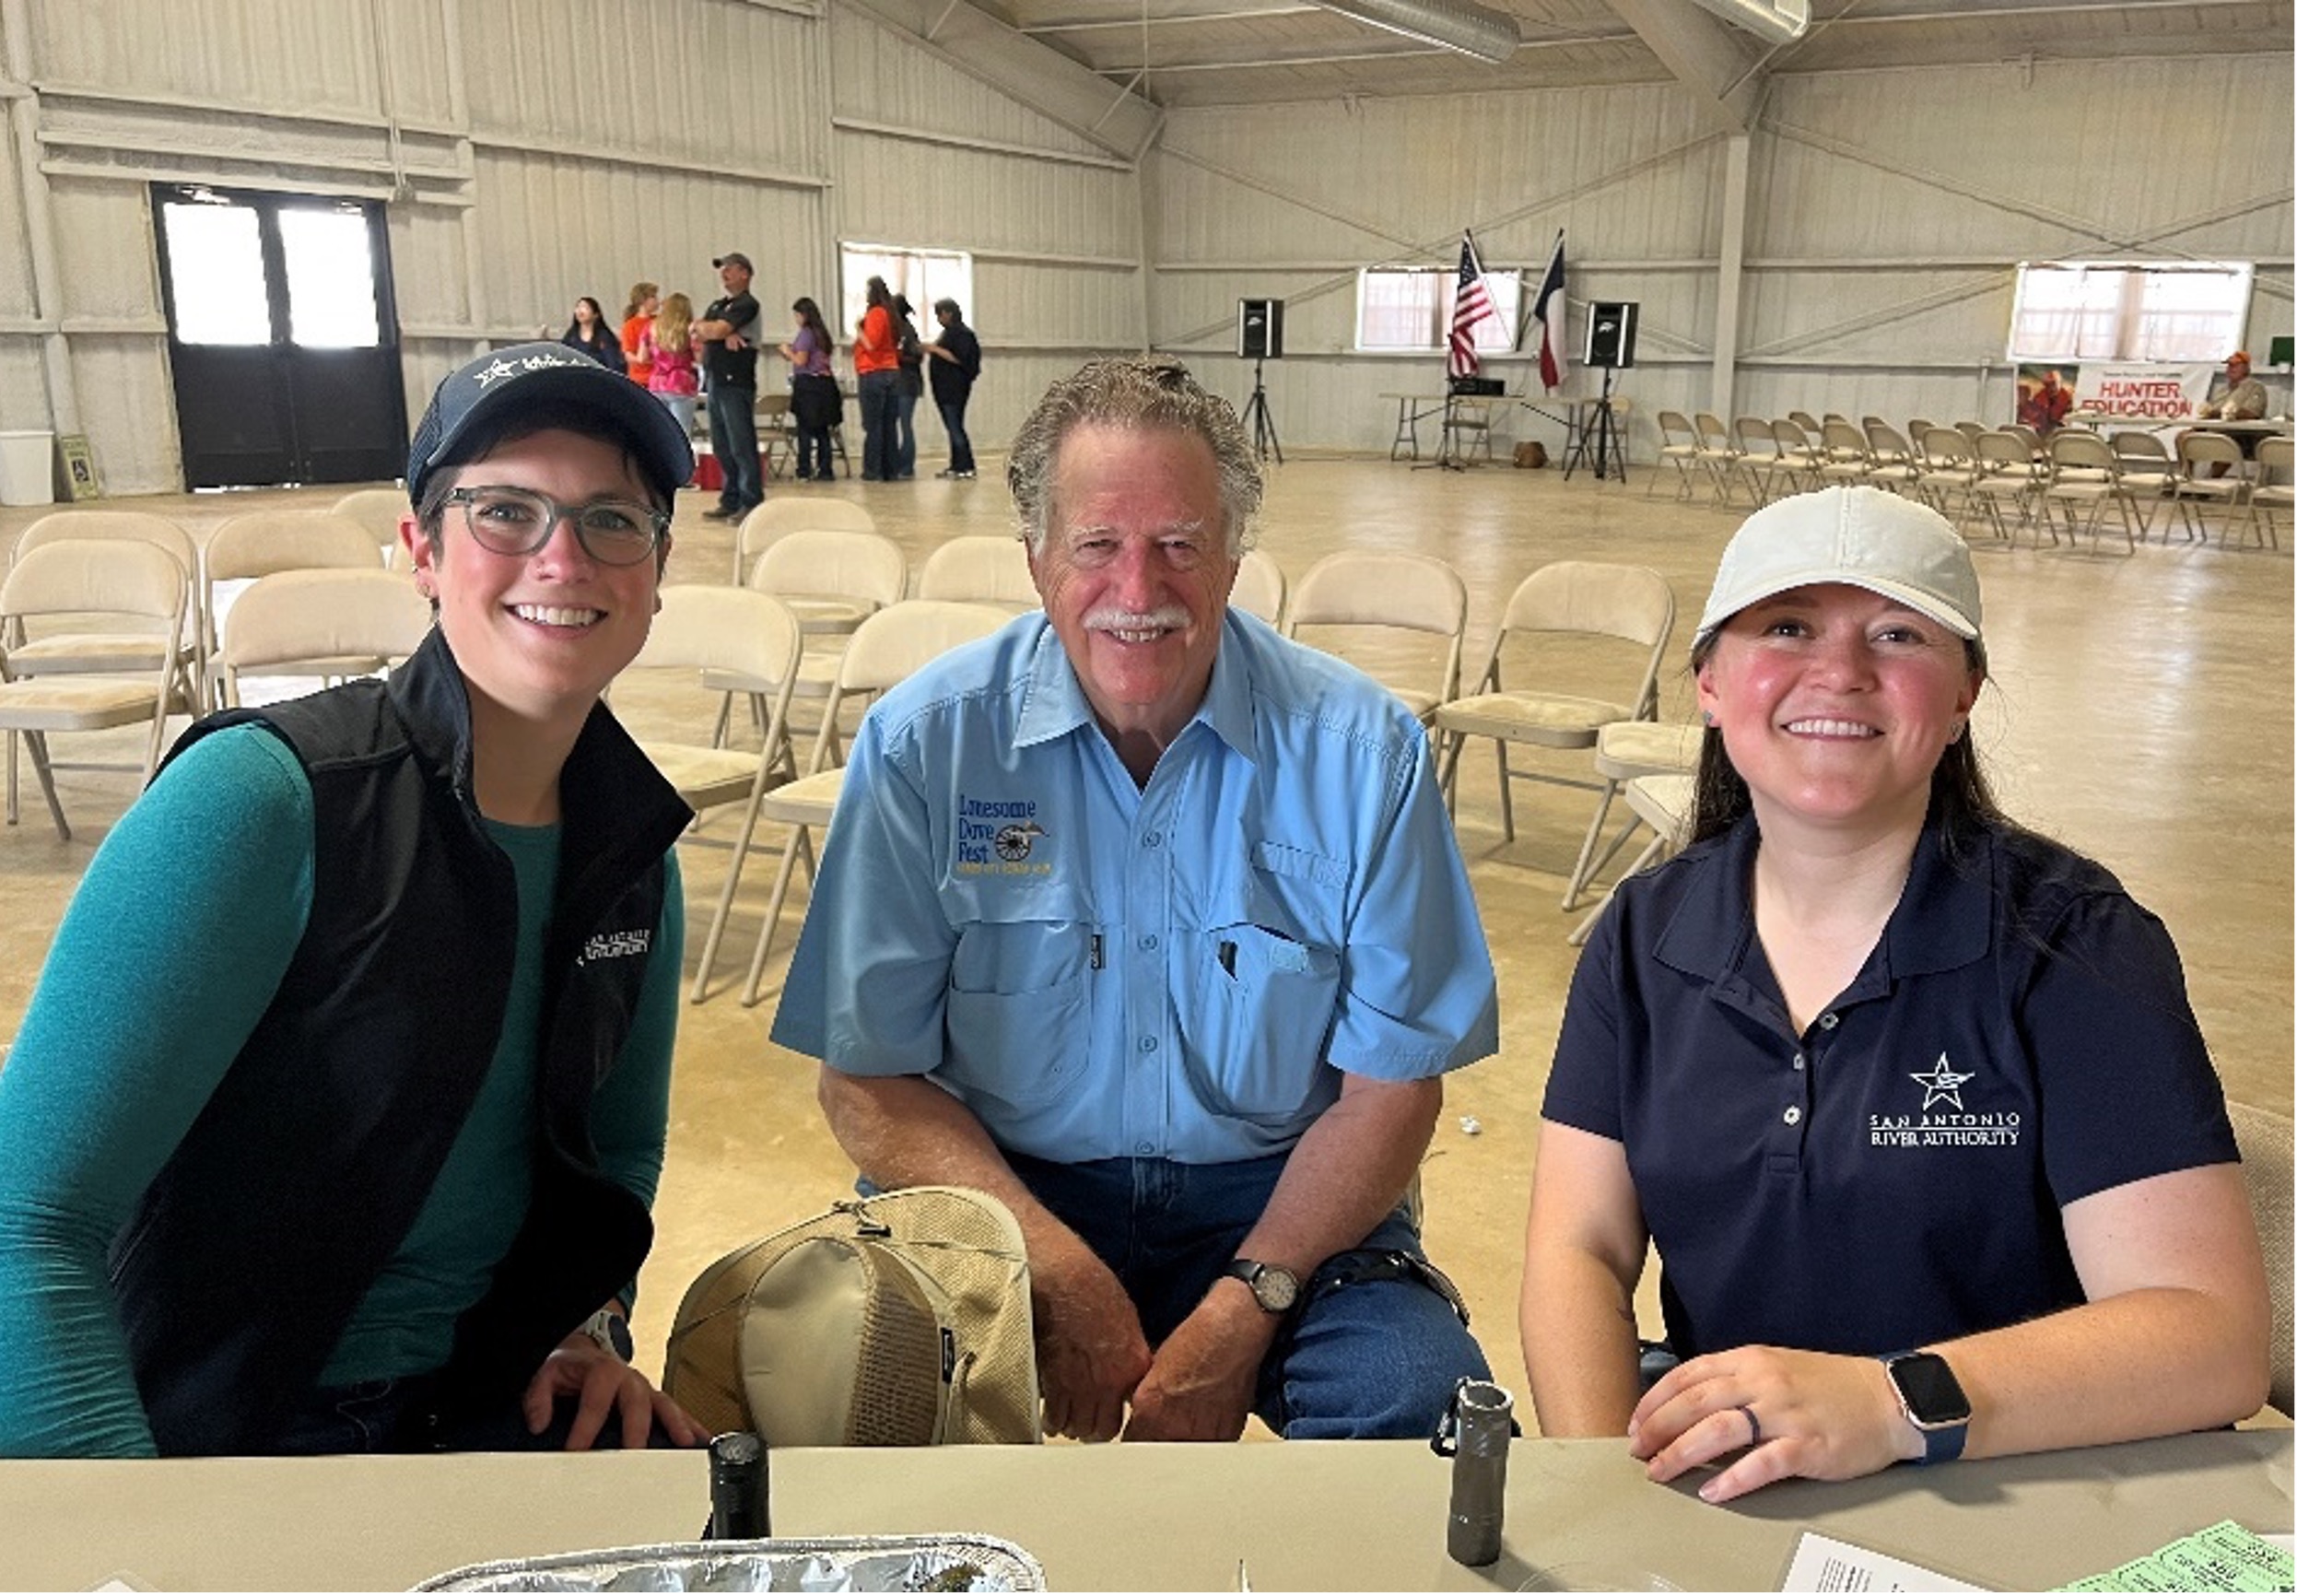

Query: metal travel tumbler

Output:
[1444, 1379, 1513, 1567]
[705, 1430, 770, 1540]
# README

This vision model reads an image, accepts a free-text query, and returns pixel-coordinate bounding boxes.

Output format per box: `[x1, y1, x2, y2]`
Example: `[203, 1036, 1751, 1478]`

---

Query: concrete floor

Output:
[0, 449, 2289, 1425]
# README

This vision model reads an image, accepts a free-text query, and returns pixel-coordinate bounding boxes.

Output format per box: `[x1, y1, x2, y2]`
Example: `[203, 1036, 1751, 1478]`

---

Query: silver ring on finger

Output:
[1735, 1403, 1763, 1448]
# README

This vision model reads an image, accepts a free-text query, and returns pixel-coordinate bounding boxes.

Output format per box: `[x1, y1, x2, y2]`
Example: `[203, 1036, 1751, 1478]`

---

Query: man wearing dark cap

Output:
[694, 252, 764, 522]
[0, 343, 709, 1459]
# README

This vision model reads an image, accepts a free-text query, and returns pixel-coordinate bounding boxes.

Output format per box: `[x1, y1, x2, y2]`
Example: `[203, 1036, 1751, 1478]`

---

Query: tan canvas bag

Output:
[662, 1186, 1041, 1446]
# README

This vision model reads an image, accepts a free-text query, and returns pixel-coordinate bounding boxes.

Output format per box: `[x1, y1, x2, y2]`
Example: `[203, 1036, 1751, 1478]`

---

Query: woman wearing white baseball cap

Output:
[1522, 487, 2268, 1502]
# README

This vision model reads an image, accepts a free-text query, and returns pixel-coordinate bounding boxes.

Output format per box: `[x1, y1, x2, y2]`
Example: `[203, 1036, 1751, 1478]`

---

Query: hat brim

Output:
[1693, 570, 1981, 651]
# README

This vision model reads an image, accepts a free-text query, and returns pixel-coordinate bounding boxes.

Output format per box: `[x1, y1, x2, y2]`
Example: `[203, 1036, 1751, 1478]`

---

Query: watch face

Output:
[1253, 1265, 1300, 1313]
[1891, 1354, 1972, 1426]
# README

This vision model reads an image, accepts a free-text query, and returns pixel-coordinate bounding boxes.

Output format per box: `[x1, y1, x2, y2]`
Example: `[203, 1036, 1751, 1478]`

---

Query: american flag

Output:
[1448, 230, 1496, 380]
[1532, 229, 1568, 392]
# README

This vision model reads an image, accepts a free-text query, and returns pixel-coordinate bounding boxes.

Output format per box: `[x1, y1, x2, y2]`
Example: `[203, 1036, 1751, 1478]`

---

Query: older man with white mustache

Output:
[775, 357, 1499, 1446]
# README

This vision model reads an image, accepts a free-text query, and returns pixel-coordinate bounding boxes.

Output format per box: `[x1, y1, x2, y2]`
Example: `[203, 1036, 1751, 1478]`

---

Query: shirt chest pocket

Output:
[943, 890, 1093, 1110]
[1182, 840, 1347, 1126]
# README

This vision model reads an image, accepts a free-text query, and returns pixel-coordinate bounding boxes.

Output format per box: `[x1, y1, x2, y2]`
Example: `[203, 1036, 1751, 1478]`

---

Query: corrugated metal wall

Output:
[0, 0, 1132, 492]
[1144, 53, 2294, 456]
[0, 0, 2285, 490]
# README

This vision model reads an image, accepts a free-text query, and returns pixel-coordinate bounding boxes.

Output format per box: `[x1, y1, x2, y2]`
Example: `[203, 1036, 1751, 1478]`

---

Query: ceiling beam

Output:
[838, 0, 1162, 161]
[1606, 0, 1766, 134]
[1018, 1, 1316, 32]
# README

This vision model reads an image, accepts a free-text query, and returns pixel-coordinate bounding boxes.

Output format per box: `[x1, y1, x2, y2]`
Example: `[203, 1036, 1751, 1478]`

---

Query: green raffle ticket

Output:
[2057, 1521, 2293, 1593]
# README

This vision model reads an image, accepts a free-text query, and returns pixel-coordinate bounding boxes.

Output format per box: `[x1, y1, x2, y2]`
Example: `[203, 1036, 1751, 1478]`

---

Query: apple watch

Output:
[1881, 1350, 1971, 1464]
[1222, 1259, 1302, 1316]
[581, 1308, 635, 1361]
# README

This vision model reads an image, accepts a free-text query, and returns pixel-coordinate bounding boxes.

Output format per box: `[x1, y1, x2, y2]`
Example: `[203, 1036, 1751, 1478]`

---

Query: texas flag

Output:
[1532, 230, 1567, 393]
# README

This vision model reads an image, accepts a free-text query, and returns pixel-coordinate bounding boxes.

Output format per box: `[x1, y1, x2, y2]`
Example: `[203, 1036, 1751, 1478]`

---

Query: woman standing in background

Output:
[780, 297, 841, 482]
[642, 292, 700, 438]
[560, 298, 626, 375]
[621, 283, 659, 388]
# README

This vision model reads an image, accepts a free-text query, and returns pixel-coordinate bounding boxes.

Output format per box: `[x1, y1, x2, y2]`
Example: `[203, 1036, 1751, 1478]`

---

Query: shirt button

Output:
[1138, 1036, 1157, 1053]
[1792, 1053, 1806, 1072]
[1143, 831, 1162, 848]
[1783, 1106, 1802, 1126]
[1135, 1140, 1154, 1155]
[1140, 933, 1158, 950]
[1818, 1013, 1839, 1031]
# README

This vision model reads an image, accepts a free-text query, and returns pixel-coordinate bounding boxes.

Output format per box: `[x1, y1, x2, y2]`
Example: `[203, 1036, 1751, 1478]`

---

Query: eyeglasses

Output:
[444, 486, 668, 567]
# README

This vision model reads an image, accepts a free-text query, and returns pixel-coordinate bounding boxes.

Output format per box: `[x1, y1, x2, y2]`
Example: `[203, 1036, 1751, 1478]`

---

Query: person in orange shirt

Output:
[621, 283, 659, 388]
[852, 276, 900, 483]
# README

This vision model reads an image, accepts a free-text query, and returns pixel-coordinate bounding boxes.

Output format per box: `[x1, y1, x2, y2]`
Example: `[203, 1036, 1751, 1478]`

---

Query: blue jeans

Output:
[655, 391, 697, 440]
[894, 387, 920, 477]
[938, 395, 974, 474]
[706, 382, 761, 512]
[1005, 1151, 1489, 1439]
[857, 370, 901, 481]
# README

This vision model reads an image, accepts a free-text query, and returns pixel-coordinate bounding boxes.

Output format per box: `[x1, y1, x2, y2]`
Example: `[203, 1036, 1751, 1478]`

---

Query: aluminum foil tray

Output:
[410, 1535, 1045, 1592]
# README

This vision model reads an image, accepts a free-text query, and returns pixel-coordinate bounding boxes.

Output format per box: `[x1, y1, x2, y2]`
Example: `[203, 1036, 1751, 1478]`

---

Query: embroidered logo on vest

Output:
[579, 928, 652, 965]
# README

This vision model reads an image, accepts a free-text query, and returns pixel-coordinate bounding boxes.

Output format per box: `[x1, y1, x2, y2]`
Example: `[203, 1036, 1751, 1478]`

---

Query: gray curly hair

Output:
[1006, 357, 1263, 557]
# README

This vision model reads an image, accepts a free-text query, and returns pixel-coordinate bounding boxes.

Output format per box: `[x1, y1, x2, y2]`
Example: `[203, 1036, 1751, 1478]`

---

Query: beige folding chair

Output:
[1433, 561, 1675, 906]
[1916, 428, 1981, 530]
[0, 541, 186, 841]
[2107, 431, 2175, 538]
[1563, 719, 1705, 912]
[2233, 434, 2291, 551]
[729, 498, 878, 582]
[915, 534, 1040, 615]
[8, 510, 202, 708]
[739, 600, 1013, 1006]
[1767, 417, 1822, 498]
[214, 569, 432, 709]
[2173, 431, 2250, 545]
[1565, 772, 1696, 947]
[2042, 429, 2139, 552]
[711, 527, 909, 768]
[1970, 428, 2046, 545]
[1230, 547, 1287, 628]
[756, 392, 796, 480]
[624, 586, 804, 1003]
[1786, 409, 1822, 436]
[1729, 417, 1780, 506]
[331, 487, 412, 566]
[1283, 551, 1468, 725]
[2223, 1101, 2293, 1417]
[1439, 397, 1497, 466]
[1648, 411, 1700, 501]
[1952, 420, 1987, 448]
[1816, 419, 1873, 489]
[1692, 412, 1740, 504]
[203, 510, 387, 704]
[1862, 421, 1921, 496]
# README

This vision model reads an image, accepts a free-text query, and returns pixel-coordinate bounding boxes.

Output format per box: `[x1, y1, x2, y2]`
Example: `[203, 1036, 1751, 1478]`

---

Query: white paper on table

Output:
[1779, 1531, 1986, 1592]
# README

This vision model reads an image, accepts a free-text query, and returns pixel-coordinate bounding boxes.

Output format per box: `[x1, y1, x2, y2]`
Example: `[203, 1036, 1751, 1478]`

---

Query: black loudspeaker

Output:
[1237, 299, 1285, 360]
[1585, 301, 1638, 370]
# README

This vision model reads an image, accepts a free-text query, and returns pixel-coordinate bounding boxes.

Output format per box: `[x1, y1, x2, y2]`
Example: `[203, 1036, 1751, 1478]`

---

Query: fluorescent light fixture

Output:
[1681, 0, 1810, 43]
[1305, 0, 1520, 64]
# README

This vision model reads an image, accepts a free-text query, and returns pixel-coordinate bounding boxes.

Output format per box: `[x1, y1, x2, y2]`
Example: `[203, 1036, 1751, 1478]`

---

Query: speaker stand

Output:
[1563, 367, 1629, 484]
[1242, 357, 1283, 465]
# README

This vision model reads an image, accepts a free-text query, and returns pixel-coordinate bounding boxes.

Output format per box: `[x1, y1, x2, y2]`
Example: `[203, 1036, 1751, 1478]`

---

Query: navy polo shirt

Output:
[1542, 814, 2236, 1362]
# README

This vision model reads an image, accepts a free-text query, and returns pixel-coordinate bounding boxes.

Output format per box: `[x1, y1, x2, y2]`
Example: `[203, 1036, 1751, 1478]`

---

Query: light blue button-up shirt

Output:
[771, 608, 1499, 1165]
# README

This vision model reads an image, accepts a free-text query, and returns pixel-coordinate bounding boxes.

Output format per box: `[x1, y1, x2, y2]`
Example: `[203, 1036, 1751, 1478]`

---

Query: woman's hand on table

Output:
[1628, 1344, 1916, 1503]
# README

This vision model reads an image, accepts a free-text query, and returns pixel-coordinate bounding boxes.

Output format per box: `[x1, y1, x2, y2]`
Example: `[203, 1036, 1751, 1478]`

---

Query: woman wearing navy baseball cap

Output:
[0, 344, 710, 1458]
[1522, 486, 2268, 1502]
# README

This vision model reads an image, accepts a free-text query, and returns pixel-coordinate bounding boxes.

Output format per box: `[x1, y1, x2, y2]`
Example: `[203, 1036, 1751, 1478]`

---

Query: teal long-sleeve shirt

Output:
[0, 723, 684, 1458]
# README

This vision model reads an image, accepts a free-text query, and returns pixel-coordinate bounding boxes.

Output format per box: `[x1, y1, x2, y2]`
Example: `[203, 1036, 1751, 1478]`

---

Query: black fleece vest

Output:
[108, 629, 692, 1455]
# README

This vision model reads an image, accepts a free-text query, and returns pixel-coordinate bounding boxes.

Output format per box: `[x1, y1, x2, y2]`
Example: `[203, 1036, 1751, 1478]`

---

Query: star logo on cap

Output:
[1909, 1054, 1975, 1111]
[472, 358, 521, 389]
